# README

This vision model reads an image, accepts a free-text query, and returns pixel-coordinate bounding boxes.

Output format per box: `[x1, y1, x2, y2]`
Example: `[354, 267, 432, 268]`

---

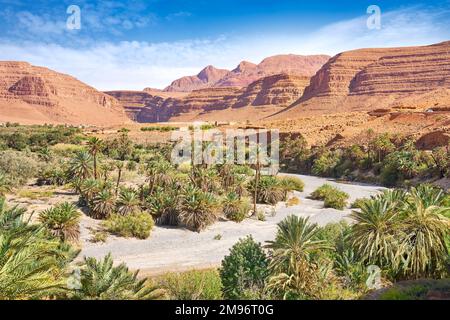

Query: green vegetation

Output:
[310, 184, 349, 210]
[73, 254, 161, 300]
[141, 126, 179, 132]
[103, 212, 154, 239]
[280, 131, 450, 187]
[0, 124, 448, 301]
[222, 192, 251, 222]
[220, 236, 269, 299]
[39, 202, 81, 242]
[157, 269, 223, 300]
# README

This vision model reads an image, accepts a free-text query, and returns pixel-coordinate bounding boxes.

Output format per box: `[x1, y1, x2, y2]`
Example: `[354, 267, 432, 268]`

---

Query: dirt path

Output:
[79, 174, 386, 275]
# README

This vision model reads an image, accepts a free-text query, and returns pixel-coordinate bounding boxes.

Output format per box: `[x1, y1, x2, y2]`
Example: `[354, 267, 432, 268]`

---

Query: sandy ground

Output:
[78, 174, 387, 276]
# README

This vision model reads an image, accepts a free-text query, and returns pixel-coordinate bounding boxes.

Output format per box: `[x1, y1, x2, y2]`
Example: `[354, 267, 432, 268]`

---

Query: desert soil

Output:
[76, 174, 386, 276]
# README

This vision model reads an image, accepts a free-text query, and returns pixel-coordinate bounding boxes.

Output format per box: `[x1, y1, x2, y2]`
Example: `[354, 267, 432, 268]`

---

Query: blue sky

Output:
[0, 0, 449, 90]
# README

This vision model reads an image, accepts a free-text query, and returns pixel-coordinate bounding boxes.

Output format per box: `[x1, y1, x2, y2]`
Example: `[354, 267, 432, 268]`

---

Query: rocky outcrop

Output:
[275, 41, 450, 119]
[0, 61, 128, 125]
[110, 73, 312, 122]
[236, 74, 310, 107]
[164, 54, 330, 92]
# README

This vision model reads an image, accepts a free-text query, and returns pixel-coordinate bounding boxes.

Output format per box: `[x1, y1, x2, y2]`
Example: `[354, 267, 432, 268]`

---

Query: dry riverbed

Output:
[78, 174, 386, 276]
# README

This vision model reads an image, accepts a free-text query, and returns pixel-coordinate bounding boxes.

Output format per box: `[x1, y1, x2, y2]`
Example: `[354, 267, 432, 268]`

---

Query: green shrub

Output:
[220, 236, 269, 300]
[310, 184, 349, 210]
[157, 269, 223, 300]
[0, 151, 41, 187]
[324, 192, 349, 210]
[312, 151, 341, 177]
[248, 176, 284, 205]
[222, 193, 251, 223]
[310, 184, 335, 200]
[351, 198, 370, 209]
[277, 176, 305, 192]
[103, 212, 154, 239]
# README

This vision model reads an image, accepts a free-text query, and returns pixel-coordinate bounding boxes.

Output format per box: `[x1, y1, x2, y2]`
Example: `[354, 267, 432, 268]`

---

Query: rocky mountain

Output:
[164, 65, 230, 92]
[108, 73, 310, 122]
[164, 54, 330, 92]
[0, 62, 129, 125]
[276, 41, 450, 118]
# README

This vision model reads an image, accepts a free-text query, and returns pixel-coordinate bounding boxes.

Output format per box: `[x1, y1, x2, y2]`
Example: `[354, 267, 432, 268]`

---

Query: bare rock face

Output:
[111, 73, 312, 122]
[276, 41, 450, 119]
[164, 65, 230, 92]
[164, 54, 330, 92]
[0, 61, 128, 125]
[236, 73, 310, 107]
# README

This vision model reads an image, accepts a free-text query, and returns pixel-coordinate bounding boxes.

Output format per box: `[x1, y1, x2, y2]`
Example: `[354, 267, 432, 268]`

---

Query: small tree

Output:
[87, 137, 104, 180]
[220, 236, 269, 299]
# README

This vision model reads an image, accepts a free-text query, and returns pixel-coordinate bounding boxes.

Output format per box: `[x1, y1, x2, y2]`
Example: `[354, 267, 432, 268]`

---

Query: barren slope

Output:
[0, 62, 129, 126]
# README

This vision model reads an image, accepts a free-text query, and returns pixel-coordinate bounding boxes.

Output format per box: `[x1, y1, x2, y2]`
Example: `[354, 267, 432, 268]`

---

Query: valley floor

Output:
[77, 174, 386, 276]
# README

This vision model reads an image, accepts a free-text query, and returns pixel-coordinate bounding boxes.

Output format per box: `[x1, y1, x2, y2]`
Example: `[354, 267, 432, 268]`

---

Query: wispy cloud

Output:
[0, 6, 448, 90]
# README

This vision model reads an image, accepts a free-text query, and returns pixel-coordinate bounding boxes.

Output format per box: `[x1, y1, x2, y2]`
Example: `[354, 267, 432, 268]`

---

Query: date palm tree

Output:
[39, 202, 81, 242]
[400, 190, 449, 278]
[72, 253, 163, 300]
[350, 198, 403, 271]
[265, 216, 329, 299]
[91, 189, 116, 219]
[0, 199, 74, 299]
[117, 189, 140, 215]
[68, 150, 93, 181]
[87, 137, 104, 180]
[146, 189, 180, 226]
[178, 186, 219, 232]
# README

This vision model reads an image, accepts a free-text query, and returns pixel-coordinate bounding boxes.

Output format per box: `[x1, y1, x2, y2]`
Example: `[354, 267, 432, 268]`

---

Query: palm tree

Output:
[400, 191, 449, 278]
[265, 216, 329, 299]
[249, 176, 284, 205]
[72, 254, 163, 300]
[87, 137, 103, 180]
[68, 150, 93, 181]
[115, 161, 124, 197]
[39, 202, 81, 242]
[79, 178, 101, 206]
[350, 198, 403, 270]
[407, 184, 445, 208]
[222, 192, 251, 222]
[145, 159, 174, 195]
[178, 186, 219, 232]
[91, 189, 116, 219]
[146, 189, 180, 226]
[117, 189, 140, 215]
[0, 199, 73, 299]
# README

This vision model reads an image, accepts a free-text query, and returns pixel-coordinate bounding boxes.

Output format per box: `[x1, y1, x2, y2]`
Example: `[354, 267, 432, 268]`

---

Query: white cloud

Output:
[0, 7, 448, 91]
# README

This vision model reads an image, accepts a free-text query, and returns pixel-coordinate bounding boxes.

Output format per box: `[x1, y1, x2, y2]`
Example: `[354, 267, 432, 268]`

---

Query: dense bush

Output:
[248, 176, 284, 205]
[220, 236, 269, 299]
[103, 212, 154, 239]
[0, 150, 41, 186]
[310, 184, 349, 210]
[222, 192, 251, 222]
[157, 269, 223, 300]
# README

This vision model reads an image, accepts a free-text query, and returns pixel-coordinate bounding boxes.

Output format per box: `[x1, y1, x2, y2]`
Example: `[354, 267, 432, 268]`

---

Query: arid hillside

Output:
[273, 41, 450, 119]
[0, 62, 129, 126]
[108, 73, 311, 122]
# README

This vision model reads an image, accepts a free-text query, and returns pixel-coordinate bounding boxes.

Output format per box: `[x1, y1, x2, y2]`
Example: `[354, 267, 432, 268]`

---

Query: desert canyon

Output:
[0, 41, 449, 148]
